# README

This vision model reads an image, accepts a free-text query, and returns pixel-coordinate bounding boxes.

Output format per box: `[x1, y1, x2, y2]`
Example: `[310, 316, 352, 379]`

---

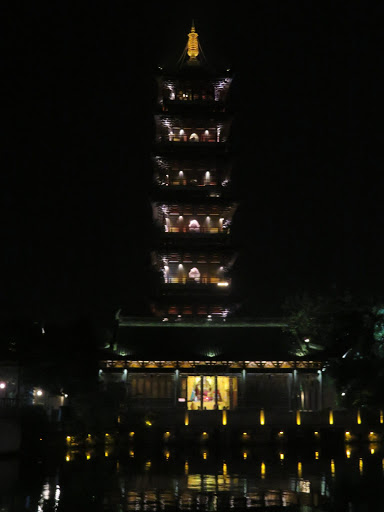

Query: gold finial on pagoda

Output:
[187, 21, 199, 62]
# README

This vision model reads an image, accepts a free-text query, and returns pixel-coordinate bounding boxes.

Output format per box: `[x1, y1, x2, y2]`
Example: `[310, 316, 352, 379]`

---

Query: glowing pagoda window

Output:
[188, 219, 200, 232]
[188, 267, 200, 282]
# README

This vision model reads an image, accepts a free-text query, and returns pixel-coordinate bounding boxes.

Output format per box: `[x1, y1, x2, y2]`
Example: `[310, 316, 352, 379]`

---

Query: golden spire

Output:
[187, 21, 199, 63]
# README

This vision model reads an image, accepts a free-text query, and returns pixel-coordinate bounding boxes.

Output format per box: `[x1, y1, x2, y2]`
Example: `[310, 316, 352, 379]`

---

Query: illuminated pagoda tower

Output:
[151, 22, 236, 322]
[101, 24, 331, 418]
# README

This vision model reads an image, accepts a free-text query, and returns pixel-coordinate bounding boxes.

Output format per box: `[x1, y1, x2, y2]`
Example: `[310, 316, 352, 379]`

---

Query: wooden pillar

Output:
[214, 375, 218, 409]
[174, 369, 179, 407]
[318, 370, 323, 411]
[241, 368, 247, 407]
[200, 375, 204, 410]
[292, 370, 298, 410]
[288, 372, 293, 411]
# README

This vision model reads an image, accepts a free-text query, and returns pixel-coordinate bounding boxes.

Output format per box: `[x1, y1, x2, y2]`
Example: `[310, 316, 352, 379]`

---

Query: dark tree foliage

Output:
[0, 314, 111, 395]
[283, 293, 384, 407]
[282, 292, 377, 356]
[0, 313, 122, 431]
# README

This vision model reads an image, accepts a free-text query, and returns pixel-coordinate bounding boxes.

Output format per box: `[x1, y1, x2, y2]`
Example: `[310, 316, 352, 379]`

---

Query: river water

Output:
[1, 442, 384, 511]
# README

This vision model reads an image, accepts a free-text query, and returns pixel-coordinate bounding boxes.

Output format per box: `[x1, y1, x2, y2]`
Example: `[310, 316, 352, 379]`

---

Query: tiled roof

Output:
[115, 325, 300, 360]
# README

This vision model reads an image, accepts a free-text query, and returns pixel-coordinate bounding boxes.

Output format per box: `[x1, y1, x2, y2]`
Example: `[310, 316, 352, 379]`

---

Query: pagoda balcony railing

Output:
[159, 181, 219, 188]
[165, 227, 227, 234]
[157, 137, 227, 146]
[163, 277, 230, 286]
[164, 135, 218, 143]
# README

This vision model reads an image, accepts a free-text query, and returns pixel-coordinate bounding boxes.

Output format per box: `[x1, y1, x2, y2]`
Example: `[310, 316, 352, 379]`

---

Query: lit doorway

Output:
[184, 375, 238, 410]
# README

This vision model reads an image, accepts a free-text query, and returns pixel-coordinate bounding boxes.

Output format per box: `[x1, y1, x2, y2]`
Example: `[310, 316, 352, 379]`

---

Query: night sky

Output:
[2, 3, 383, 325]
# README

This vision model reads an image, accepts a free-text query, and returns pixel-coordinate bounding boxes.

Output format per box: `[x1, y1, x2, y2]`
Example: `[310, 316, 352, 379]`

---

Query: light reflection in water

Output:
[261, 461, 266, 479]
[36, 479, 60, 512]
[321, 475, 327, 496]
[12, 443, 384, 511]
[330, 458, 335, 478]
[297, 461, 302, 478]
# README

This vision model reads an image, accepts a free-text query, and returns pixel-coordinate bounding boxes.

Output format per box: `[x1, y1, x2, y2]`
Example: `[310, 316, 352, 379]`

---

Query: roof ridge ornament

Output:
[187, 21, 200, 64]
[176, 21, 207, 69]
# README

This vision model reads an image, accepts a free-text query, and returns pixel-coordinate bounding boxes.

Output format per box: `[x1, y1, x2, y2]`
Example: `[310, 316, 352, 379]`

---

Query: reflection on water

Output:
[1, 443, 384, 511]
[36, 479, 60, 512]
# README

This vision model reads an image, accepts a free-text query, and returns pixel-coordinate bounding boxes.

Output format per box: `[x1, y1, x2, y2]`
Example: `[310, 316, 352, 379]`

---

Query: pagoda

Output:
[101, 25, 329, 416]
[150, 22, 237, 322]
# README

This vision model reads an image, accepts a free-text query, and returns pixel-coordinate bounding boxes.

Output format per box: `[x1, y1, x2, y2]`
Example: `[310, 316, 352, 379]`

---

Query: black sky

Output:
[2, 3, 384, 324]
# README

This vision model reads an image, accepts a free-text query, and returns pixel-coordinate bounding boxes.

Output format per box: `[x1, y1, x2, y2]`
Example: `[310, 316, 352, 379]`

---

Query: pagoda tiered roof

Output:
[110, 320, 323, 369]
